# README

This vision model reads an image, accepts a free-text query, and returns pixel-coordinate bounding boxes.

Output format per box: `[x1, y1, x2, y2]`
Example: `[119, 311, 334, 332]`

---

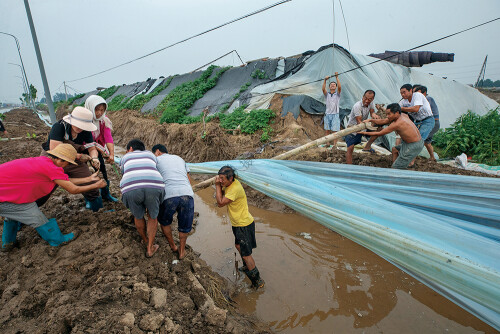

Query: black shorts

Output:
[232, 222, 256, 257]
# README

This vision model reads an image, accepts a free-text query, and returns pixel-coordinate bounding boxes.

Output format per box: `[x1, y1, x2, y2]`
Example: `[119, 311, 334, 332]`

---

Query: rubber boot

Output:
[238, 264, 249, 273]
[87, 196, 103, 212]
[2, 220, 20, 250]
[101, 180, 118, 202]
[35, 218, 74, 246]
[246, 267, 265, 289]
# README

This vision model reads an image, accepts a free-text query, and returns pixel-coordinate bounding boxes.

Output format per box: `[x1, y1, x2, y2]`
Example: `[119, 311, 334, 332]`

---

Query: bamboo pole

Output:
[192, 122, 375, 192]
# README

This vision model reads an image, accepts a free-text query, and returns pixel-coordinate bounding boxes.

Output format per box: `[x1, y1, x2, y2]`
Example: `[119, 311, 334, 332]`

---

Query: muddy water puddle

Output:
[190, 184, 493, 333]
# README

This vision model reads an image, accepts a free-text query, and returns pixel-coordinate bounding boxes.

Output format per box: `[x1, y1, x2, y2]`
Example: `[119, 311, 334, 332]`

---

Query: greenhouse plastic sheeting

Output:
[246, 45, 498, 128]
[188, 159, 500, 330]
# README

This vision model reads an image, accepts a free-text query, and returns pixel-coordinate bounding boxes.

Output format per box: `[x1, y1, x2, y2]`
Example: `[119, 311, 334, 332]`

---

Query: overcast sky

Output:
[1, 0, 499, 103]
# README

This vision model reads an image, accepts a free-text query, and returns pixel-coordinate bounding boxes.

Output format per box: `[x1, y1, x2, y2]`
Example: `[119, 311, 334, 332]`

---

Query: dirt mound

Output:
[109, 110, 265, 163]
[0, 108, 50, 139]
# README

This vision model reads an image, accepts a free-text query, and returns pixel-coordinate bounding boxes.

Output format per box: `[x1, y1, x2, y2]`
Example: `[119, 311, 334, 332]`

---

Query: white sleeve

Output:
[413, 93, 424, 106]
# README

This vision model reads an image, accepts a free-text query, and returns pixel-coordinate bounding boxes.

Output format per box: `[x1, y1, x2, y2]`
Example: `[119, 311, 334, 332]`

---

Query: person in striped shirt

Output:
[120, 139, 165, 258]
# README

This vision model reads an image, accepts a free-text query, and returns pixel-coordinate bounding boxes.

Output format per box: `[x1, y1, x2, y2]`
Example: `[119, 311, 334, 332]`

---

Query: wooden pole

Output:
[192, 122, 374, 192]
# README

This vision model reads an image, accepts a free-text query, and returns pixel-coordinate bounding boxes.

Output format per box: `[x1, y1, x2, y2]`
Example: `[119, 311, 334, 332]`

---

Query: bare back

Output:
[393, 114, 421, 143]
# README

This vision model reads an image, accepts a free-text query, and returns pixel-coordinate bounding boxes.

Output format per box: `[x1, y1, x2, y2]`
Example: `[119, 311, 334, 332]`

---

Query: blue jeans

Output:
[415, 117, 435, 141]
[324, 113, 340, 131]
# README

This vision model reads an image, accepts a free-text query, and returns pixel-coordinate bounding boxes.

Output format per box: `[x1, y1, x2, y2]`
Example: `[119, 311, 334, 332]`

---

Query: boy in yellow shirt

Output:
[215, 166, 264, 289]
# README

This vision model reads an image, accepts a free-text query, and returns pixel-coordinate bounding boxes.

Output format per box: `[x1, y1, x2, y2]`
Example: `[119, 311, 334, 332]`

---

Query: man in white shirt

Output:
[344, 90, 380, 164]
[153, 144, 194, 260]
[322, 72, 342, 145]
[399, 84, 435, 142]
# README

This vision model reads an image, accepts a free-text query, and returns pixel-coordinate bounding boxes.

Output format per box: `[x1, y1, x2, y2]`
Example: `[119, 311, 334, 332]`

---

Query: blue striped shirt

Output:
[119, 150, 164, 194]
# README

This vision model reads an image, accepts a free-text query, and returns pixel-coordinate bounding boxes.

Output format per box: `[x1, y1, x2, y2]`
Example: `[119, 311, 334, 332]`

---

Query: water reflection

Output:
[190, 183, 491, 333]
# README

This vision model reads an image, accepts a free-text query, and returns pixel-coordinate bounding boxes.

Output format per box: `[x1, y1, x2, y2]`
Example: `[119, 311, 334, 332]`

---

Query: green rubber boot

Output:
[35, 218, 74, 246]
[2, 220, 20, 251]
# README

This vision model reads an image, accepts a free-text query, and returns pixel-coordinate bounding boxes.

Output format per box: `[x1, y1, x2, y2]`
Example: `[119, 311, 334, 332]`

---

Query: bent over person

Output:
[153, 144, 194, 260]
[85, 95, 119, 202]
[358, 103, 424, 169]
[120, 139, 165, 258]
[41, 106, 103, 211]
[0, 144, 106, 250]
[215, 166, 264, 289]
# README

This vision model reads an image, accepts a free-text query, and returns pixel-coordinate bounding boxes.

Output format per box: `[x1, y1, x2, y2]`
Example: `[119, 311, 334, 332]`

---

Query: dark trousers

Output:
[41, 149, 100, 201]
[98, 152, 108, 181]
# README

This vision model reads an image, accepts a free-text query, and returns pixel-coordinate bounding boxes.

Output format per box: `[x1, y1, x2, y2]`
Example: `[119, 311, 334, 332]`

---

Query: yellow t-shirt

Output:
[223, 179, 254, 227]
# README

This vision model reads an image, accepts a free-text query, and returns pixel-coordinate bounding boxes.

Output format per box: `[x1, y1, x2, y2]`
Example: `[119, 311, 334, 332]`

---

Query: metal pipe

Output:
[23, 0, 56, 123]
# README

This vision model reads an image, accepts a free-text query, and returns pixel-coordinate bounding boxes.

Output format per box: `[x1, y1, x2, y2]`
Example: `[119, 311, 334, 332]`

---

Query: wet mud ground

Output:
[0, 108, 498, 333]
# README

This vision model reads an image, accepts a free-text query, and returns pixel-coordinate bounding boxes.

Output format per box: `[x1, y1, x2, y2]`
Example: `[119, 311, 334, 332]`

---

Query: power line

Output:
[337, 0, 352, 60]
[66, 0, 291, 83]
[190, 50, 244, 73]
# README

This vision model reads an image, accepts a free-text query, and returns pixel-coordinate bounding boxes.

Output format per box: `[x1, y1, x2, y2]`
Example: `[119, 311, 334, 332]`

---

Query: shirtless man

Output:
[358, 103, 423, 169]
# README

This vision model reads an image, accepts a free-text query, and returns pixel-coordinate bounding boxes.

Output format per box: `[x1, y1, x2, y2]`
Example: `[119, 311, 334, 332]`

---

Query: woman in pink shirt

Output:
[85, 95, 118, 202]
[0, 144, 106, 250]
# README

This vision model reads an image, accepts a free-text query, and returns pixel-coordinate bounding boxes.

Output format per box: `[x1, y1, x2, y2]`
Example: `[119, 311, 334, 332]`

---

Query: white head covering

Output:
[84, 95, 112, 137]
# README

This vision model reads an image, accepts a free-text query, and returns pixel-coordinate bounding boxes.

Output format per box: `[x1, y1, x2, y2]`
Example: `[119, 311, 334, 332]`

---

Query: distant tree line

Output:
[477, 78, 500, 87]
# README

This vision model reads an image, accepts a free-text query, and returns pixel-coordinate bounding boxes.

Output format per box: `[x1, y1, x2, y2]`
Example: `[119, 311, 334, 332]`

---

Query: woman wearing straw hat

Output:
[41, 106, 104, 211]
[0, 144, 106, 250]
[85, 95, 118, 202]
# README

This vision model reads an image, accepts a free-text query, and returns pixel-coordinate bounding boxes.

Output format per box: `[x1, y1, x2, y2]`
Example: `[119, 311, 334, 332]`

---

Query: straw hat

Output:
[47, 144, 78, 165]
[62, 106, 98, 132]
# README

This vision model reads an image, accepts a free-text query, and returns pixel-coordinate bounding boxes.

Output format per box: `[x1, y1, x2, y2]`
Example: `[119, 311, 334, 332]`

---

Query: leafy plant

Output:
[159, 65, 230, 124]
[218, 106, 275, 137]
[433, 108, 499, 165]
[251, 69, 268, 80]
[125, 76, 175, 111]
[107, 95, 129, 111]
[98, 86, 119, 100]
[239, 82, 251, 93]
[219, 104, 230, 112]
[67, 93, 84, 104]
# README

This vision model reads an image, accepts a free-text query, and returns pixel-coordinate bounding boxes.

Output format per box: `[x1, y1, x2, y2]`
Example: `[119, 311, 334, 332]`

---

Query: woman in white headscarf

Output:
[85, 95, 118, 202]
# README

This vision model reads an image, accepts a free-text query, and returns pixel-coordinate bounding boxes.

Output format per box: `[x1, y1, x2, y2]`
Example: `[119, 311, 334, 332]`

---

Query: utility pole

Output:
[0, 31, 36, 112]
[64, 81, 68, 101]
[474, 55, 488, 88]
[23, 0, 56, 123]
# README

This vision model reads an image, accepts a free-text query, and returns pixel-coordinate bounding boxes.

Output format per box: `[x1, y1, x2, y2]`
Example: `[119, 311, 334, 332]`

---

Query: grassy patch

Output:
[251, 69, 268, 80]
[158, 65, 230, 124]
[107, 95, 129, 111]
[219, 106, 275, 141]
[67, 93, 84, 104]
[98, 86, 119, 100]
[124, 76, 175, 111]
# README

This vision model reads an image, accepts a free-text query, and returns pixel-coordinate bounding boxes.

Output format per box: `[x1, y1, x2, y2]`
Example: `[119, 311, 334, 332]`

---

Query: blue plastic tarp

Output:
[188, 159, 500, 330]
